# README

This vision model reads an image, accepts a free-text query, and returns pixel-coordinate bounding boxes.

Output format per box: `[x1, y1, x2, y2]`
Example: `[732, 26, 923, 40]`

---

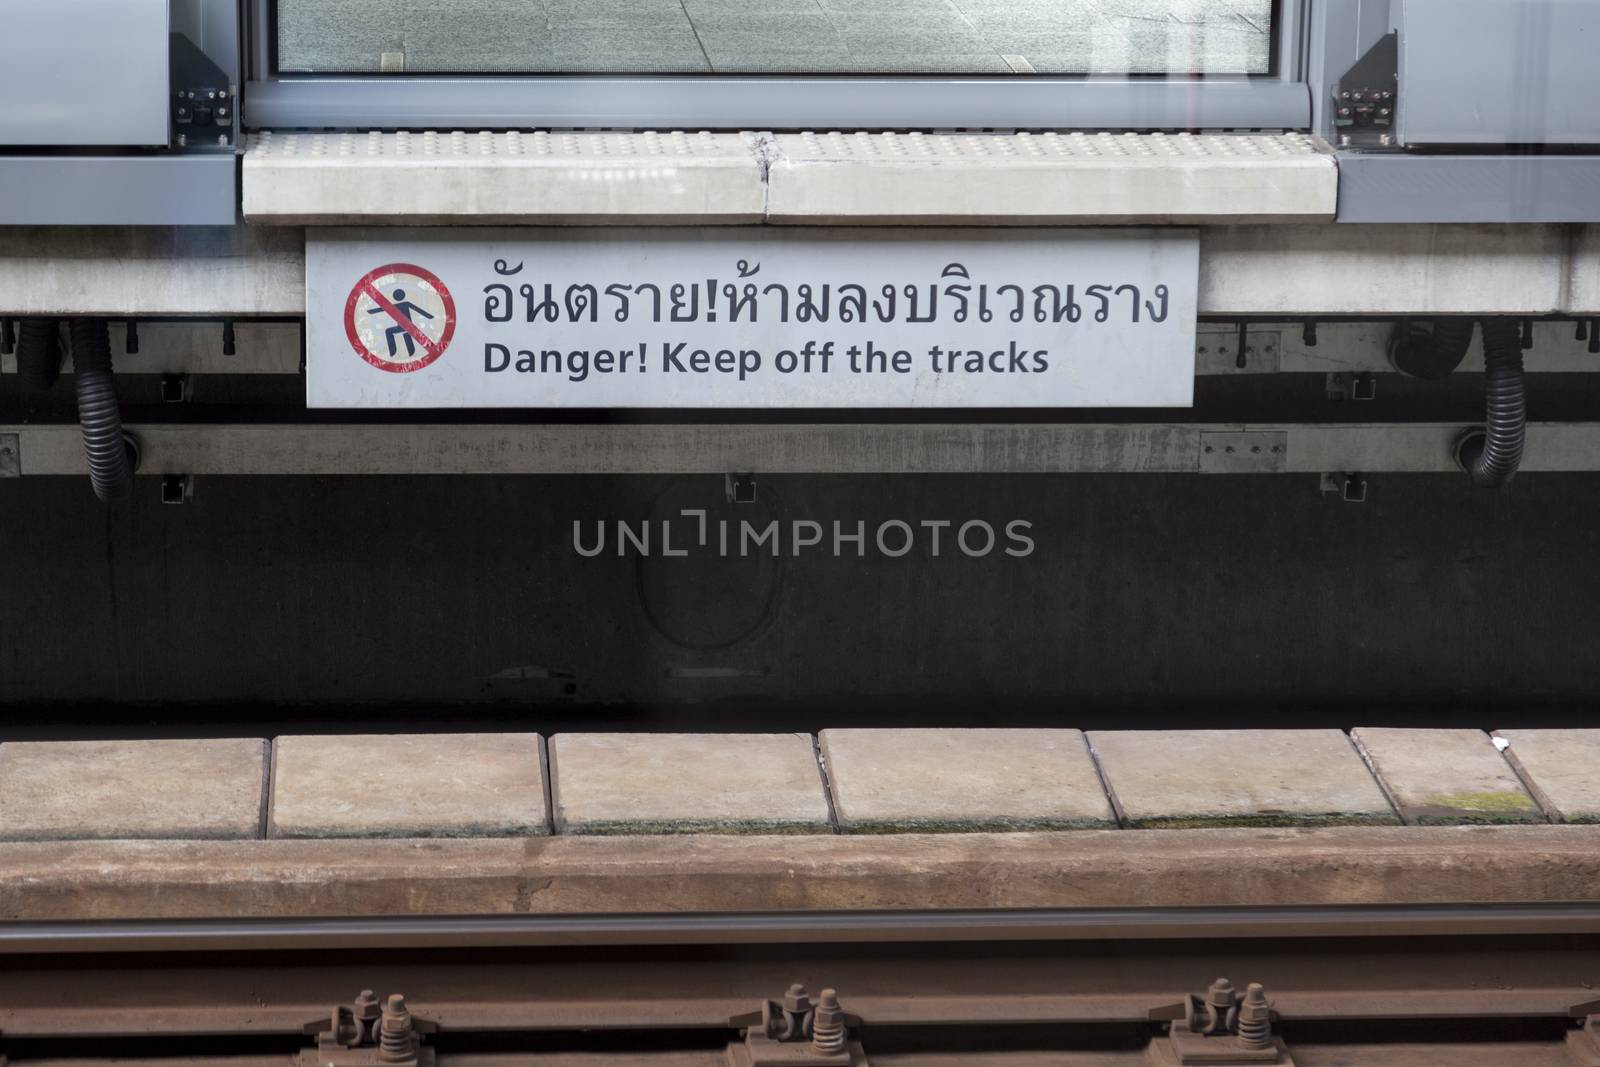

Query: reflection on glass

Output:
[277, 0, 1272, 75]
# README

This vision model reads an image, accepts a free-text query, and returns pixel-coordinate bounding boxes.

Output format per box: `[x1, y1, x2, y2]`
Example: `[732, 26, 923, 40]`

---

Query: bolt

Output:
[353, 989, 380, 1043]
[1379, 133, 1393, 147]
[783, 983, 813, 1015]
[1203, 978, 1236, 1034]
[811, 988, 847, 1055]
[1235, 983, 1273, 1050]
[377, 993, 415, 1062]
[1338, 134, 1351, 148]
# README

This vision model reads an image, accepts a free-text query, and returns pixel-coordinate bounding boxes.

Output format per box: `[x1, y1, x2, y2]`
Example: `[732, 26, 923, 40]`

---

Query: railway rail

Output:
[2, 905, 1599, 1065]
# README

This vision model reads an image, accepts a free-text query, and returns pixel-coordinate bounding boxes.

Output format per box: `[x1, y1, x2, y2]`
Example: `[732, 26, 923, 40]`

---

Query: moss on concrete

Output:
[1409, 790, 1543, 825]
[560, 819, 830, 835]
[842, 816, 1116, 834]
[1129, 811, 1402, 830]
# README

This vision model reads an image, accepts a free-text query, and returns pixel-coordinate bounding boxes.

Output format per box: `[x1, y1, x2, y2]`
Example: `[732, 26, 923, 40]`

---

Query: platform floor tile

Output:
[549, 732, 832, 834]
[269, 733, 549, 838]
[1494, 730, 1600, 823]
[1350, 728, 1545, 826]
[1086, 729, 1398, 828]
[0, 739, 267, 841]
[820, 728, 1114, 832]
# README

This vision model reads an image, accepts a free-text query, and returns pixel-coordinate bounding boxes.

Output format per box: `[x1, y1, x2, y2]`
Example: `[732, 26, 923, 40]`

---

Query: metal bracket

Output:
[1196, 330, 1280, 375]
[1332, 32, 1398, 150]
[728, 985, 866, 1067]
[161, 374, 192, 404]
[1566, 1012, 1600, 1065]
[728, 1035, 869, 1066]
[1320, 472, 1368, 503]
[0, 434, 17, 478]
[1325, 372, 1376, 402]
[1149, 1036, 1293, 1066]
[161, 474, 194, 505]
[298, 1046, 436, 1067]
[1148, 980, 1293, 1067]
[297, 991, 435, 1067]
[726, 473, 757, 503]
[1198, 432, 1287, 473]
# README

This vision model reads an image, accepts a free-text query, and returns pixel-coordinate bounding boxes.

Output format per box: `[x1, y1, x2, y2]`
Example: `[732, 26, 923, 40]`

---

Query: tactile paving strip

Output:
[778, 130, 1325, 161]
[246, 129, 744, 159]
[242, 129, 1335, 224]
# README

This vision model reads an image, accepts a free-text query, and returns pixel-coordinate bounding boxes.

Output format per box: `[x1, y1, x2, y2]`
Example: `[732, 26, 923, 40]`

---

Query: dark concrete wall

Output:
[1, 472, 1596, 727]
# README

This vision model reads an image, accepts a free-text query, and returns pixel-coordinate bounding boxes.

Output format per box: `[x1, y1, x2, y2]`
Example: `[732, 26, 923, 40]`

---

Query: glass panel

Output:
[275, 0, 1275, 76]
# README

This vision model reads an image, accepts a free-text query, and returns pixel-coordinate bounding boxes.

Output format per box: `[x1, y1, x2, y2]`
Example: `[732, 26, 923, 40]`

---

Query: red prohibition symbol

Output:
[344, 262, 457, 373]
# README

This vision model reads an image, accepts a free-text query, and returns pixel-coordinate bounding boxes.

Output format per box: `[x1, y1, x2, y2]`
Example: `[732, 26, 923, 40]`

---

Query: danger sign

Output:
[307, 228, 1200, 409]
[343, 262, 456, 373]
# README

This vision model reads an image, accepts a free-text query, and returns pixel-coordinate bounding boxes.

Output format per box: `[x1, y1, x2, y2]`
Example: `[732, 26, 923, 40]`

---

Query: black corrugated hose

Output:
[1460, 317, 1527, 488]
[15, 317, 62, 391]
[68, 318, 133, 503]
[1388, 317, 1476, 380]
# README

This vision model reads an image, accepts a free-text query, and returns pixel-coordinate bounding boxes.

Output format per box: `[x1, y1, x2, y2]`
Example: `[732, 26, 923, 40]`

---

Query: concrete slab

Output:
[269, 733, 549, 838]
[1351, 728, 1544, 826]
[1198, 224, 1569, 315]
[819, 728, 1114, 832]
[0, 739, 266, 841]
[1087, 729, 1397, 828]
[0, 225, 306, 317]
[10, 221, 1587, 317]
[5, 826, 1600, 919]
[1495, 731, 1600, 823]
[549, 733, 831, 834]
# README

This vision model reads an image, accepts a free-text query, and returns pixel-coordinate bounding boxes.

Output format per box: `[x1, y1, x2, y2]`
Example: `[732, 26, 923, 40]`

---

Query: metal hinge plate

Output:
[1198, 431, 1288, 473]
[727, 1036, 868, 1066]
[1196, 330, 1281, 375]
[1148, 1032, 1294, 1065]
[296, 1049, 435, 1067]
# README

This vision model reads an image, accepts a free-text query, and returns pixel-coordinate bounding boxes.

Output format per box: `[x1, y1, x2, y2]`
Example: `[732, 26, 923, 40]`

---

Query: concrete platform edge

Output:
[3, 826, 1599, 920]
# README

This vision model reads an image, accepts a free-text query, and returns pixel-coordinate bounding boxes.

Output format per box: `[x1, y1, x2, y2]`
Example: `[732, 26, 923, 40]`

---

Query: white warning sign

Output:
[309, 228, 1198, 408]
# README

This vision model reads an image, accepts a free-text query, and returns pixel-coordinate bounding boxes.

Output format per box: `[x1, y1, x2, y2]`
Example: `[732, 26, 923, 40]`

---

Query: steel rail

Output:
[6, 902, 1600, 954]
